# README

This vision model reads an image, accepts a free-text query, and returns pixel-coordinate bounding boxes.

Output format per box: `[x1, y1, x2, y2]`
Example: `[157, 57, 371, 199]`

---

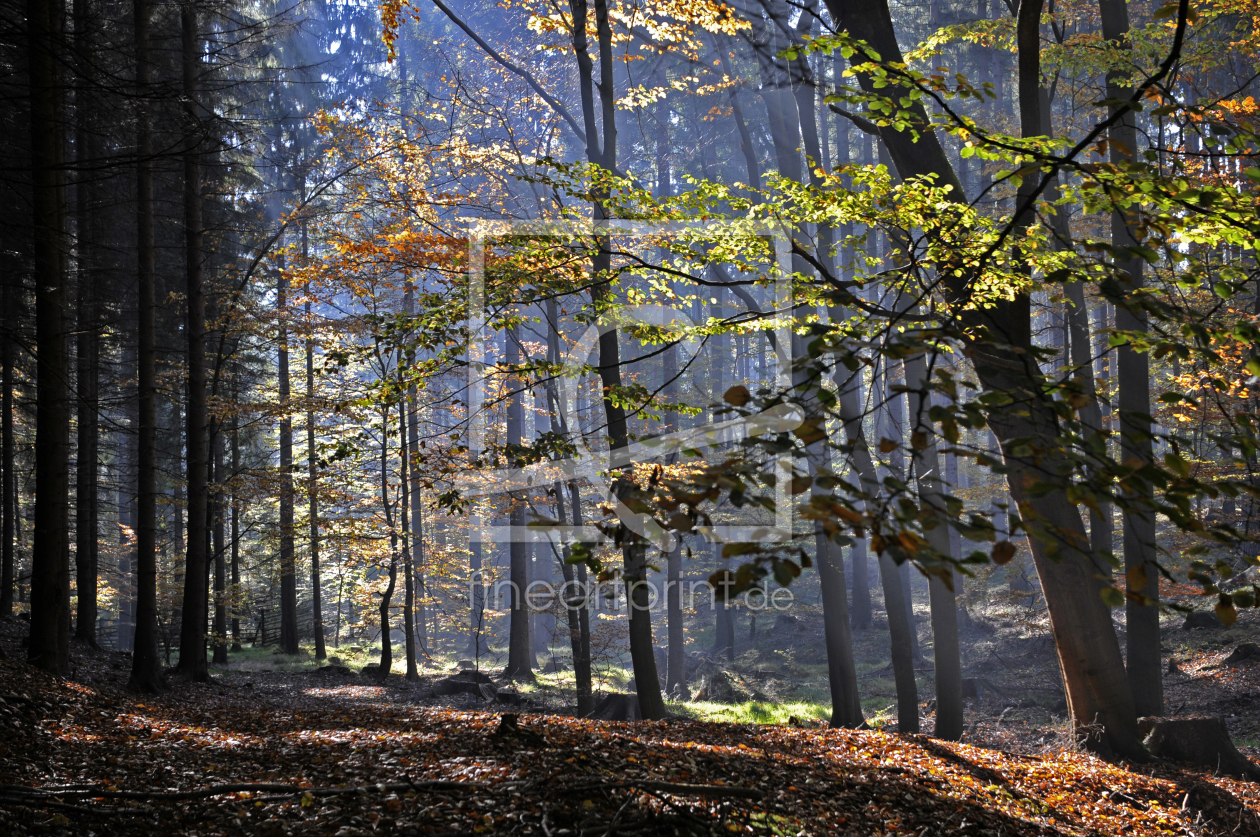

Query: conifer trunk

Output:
[129, 0, 162, 691]
[0, 281, 13, 618]
[177, 0, 210, 680]
[212, 428, 227, 664]
[277, 260, 298, 654]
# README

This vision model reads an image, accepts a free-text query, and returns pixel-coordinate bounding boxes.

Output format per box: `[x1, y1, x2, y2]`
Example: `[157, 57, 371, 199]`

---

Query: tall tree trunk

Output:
[814, 497, 864, 727]
[567, 483, 594, 711]
[905, 350, 963, 740]
[835, 296, 920, 733]
[656, 91, 687, 699]
[544, 298, 593, 711]
[230, 407, 241, 651]
[128, 0, 162, 692]
[177, 0, 210, 680]
[399, 398, 418, 680]
[73, 0, 99, 647]
[26, 0, 71, 675]
[118, 394, 136, 651]
[212, 427, 227, 665]
[305, 277, 326, 659]
[826, 0, 1145, 760]
[377, 407, 396, 678]
[277, 258, 298, 654]
[1098, 0, 1162, 719]
[789, 14, 865, 723]
[799, 322, 864, 727]
[504, 322, 533, 680]
[0, 280, 14, 617]
[662, 324, 686, 698]
[404, 293, 425, 654]
[568, 0, 666, 717]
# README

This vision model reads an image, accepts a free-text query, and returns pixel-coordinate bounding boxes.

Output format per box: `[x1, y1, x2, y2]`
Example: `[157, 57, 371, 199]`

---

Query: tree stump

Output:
[588, 693, 640, 721]
[1138, 716, 1260, 779]
[433, 671, 497, 698]
[693, 668, 753, 703]
[1182, 611, 1225, 630]
[1224, 643, 1260, 664]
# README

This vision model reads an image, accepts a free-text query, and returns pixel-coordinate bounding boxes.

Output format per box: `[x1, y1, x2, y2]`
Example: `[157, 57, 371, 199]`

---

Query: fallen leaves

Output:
[0, 657, 1257, 836]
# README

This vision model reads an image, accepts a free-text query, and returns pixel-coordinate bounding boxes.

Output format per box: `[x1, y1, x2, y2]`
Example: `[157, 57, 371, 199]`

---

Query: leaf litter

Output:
[1, 658, 1258, 836]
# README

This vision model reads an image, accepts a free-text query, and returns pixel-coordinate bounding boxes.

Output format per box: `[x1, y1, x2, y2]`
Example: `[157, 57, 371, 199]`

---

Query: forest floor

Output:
[1, 602, 1259, 837]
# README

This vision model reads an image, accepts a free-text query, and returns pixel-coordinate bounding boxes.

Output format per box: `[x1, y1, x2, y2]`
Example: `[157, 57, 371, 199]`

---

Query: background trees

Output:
[0, 0, 1256, 761]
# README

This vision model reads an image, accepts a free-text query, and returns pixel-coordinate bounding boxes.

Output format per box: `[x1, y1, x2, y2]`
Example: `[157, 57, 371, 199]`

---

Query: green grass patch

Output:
[669, 700, 831, 725]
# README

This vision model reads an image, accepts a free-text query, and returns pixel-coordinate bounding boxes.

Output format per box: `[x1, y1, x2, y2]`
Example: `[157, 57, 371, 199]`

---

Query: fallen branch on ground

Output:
[0, 779, 480, 803]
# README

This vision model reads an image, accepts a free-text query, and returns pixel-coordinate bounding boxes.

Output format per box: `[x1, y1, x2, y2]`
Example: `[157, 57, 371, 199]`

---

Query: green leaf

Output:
[1100, 586, 1126, 607]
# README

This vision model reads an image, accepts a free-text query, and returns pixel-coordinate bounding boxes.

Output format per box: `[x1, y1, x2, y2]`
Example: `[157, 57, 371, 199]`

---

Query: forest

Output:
[0, 0, 1259, 832]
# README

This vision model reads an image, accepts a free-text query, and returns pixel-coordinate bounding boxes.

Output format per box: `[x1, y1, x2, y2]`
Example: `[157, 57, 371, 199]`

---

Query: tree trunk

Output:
[128, 0, 162, 691]
[399, 398, 418, 680]
[377, 407, 396, 678]
[567, 0, 665, 717]
[212, 424, 227, 665]
[26, 0, 71, 675]
[304, 229, 326, 659]
[176, 0, 209, 680]
[1098, 0, 1162, 719]
[0, 280, 14, 617]
[544, 298, 593, 711]
[405, 305, 425, 656]
[816, 527, 864, 727]
[826, 0, 1145, 760]
[230, 408, 241, 651]
[73, 0, 100, 646]
[504, 322, 533, 680]
[905, 350, 963, 740]
[656, 93, 686, 699]
[835, 315, 919, 733]
[117, 396, 136, 651]
[277, 259, 298, 654]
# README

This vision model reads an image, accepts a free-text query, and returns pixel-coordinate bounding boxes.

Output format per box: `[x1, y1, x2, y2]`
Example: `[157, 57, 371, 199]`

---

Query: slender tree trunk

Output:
[118, 396, 135, 651]
[404, 296, 425, 654]
[905, 350, 963, 739]
[176, 0, 209, 680]
[814, 503, 864, 727]
[835, 329, 920, 732]
[399, 398, 418, 680]
[544, 298, 593, 711]
[827, 0, 1145, 760]
[277, 259, 298, 654]
[0, 281, 13, 617]
[230, 408, 241, 651]
[305, 281, 325, 659]
[568, 483, 594, 710]
[26, 0, 71, 675]
[377, 407, 396, 678]
[73, 0, 99, 646]
[504, 322, 533, 680]
[128, 0, 162, 692]
[1098, 0, 1162, 719]
[569, 0, 666, 717]
[656, 91, 687, 699]
[212, 427, 227, 665]
[553, 481, 593, 714]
